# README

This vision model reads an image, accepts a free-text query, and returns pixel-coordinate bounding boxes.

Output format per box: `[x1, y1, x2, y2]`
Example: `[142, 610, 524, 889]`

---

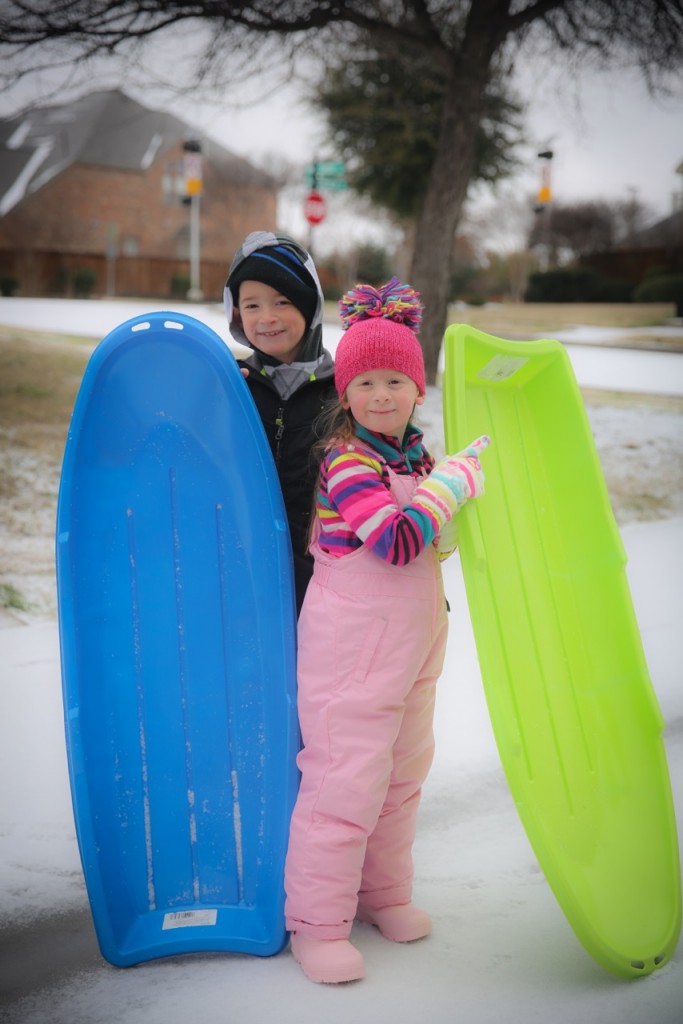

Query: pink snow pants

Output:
[284, 469, 449, 940]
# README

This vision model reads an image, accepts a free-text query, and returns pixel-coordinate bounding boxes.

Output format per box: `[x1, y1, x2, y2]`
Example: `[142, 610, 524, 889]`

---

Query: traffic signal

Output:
[183, 139, 203, 198]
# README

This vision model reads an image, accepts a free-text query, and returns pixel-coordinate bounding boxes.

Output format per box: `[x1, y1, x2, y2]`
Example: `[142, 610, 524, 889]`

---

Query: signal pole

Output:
[183, 139, 203, 301]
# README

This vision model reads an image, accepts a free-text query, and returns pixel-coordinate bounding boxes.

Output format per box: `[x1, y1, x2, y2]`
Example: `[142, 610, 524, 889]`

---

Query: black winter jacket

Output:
[239, 361, 337, 614]
[226, 231, 337, 614]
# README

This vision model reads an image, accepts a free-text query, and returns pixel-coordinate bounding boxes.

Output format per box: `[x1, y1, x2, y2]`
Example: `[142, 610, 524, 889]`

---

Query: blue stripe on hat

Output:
[250, 249, 308, 285]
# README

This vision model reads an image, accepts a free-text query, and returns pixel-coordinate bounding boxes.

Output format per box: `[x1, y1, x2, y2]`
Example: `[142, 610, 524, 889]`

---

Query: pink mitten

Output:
[414, 435, 491, 530]
[440, 435, 490, 499]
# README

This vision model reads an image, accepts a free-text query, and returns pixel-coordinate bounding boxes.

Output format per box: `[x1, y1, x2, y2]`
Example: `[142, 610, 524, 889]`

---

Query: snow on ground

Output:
[1, 297, 682, 396]
[0, 299, 682, 1022]
[0, 298, 240, 350]
[556, 344, 683, 396]
[1, 524, 681, 1024]
[1, 299, 682, 622]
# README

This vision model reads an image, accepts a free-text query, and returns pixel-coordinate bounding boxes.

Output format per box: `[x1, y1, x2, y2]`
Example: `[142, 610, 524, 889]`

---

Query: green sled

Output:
[442, 323, 681, 978]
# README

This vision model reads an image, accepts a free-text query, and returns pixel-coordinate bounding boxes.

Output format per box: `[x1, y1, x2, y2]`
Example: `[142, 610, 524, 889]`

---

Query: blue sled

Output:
[56, 311, 300, 966]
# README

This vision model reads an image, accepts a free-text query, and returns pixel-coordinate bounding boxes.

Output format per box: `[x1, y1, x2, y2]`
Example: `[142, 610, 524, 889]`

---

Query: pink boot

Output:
[290, 932, 365, 984]
[356, 903, 432, 942]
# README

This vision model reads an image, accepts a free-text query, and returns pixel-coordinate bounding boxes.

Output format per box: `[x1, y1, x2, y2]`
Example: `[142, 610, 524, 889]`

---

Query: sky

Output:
[180, 64, 683, 215]
[511, 66, 683, 215]
[1, 19, 682, 254]
[148, 55, 683, 257]
[152, 46, 683, 248]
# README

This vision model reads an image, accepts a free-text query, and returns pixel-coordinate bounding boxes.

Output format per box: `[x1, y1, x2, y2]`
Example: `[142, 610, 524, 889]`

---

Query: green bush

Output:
[0, 275, 18, 296]
[73, 268, 97, 297]
[633, 273, 683, 303]
[449, 264, 479, 300]
[641, 264, 672, 281]
[170, 274, 191, 299]
[525, 268, 632, 303]
[355, 244, 392, 285]
[592, 277, 633, 302]
[53, 266, 69, 294]
[525, 268, 601, 302]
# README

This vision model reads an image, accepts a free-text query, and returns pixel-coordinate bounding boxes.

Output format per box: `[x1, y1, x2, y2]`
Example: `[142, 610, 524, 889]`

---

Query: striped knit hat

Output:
[335, 278, 425, 397]
[227, 238, 318, 327]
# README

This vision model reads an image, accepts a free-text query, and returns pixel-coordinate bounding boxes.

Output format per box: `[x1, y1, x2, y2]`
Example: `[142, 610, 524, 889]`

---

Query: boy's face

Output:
[237, 280, 307, 364]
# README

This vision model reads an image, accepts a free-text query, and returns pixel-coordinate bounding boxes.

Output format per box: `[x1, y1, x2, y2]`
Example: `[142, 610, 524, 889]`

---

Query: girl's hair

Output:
[311, 398, 356, 462]
[305, 400, 352, 549]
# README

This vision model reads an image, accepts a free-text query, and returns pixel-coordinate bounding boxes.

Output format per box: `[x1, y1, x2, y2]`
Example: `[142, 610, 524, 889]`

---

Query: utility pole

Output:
[183, 139, 203, 301]
[534, 149, 554, 271]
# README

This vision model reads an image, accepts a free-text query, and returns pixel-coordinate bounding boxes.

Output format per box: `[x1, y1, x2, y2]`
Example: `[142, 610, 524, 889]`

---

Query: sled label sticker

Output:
[162, 909, 218, 930]
[477, 354, 528, 383]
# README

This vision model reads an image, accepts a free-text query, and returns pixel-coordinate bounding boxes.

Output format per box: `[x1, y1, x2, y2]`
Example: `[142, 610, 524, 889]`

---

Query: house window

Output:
[163, 161, 186, 205]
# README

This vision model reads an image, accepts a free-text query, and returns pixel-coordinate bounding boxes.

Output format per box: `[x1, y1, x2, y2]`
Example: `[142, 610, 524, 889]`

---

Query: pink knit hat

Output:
[335, 278, 426, 397]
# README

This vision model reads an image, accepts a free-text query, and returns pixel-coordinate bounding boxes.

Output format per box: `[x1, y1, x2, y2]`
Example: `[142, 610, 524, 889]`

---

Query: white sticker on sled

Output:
[477, 355, 528, 382]
[162, 909, 218, 930]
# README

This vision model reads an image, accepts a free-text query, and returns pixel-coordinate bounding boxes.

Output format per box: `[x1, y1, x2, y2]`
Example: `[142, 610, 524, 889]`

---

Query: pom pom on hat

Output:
[339, 278, 423, 333]
[335, 277, 426, 397]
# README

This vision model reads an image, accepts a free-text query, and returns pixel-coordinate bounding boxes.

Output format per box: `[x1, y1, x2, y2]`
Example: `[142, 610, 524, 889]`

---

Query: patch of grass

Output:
[581, 389, 683, 413]
[11, 383, 53, 399]
[0, 328, 89, 456]
[447, 302, 677, 339]
[0, 582, 28, 611]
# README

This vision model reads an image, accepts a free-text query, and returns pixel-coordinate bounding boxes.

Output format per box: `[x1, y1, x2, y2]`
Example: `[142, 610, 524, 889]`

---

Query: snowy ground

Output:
[1, 299, 682, 1022]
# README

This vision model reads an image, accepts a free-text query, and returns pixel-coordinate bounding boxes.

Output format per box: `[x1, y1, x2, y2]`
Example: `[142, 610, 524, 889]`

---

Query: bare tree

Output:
[1, 1, 682, 381]
[527, 196, 660, 265]
[528, 200, 618, 265]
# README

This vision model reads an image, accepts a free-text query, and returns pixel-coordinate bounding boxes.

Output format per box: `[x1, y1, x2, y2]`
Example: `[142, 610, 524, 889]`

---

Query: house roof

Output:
[0, 88, 275, 215]
[632, 208, 683, 248]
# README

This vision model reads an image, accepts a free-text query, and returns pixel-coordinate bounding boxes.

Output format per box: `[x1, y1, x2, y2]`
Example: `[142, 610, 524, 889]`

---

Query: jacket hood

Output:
[224, 231, 326, 363]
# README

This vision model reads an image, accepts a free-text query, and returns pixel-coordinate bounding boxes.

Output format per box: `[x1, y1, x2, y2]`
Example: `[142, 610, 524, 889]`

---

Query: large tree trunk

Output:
[409, 67, 485, 383]
[410, 0, 512, 384]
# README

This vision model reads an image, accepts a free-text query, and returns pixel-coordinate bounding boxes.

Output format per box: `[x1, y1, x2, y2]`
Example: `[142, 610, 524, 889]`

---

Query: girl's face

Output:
[342, 368, 424, 439]
[237, 280, 307, 363]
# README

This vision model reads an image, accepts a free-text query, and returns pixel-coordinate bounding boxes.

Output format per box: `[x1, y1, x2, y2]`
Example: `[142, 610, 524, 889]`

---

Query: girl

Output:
[284, 278, 490, 983]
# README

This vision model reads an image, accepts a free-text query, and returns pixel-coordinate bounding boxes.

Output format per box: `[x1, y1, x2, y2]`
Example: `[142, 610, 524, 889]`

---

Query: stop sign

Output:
[304, 190, 326, 225]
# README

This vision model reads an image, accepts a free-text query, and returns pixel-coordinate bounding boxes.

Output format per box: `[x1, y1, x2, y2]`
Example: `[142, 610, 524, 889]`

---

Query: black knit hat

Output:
[228, 243, 319, 327]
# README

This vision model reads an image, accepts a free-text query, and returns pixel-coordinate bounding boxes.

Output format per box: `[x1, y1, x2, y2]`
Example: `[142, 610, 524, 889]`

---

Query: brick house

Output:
[0, 89, 278, 300]
[578, 161, 683, 292]
[580, 207, 683, 288]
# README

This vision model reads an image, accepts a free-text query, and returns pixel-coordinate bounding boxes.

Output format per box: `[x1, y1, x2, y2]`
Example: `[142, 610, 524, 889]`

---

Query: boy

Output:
[224, 232, 336, 613]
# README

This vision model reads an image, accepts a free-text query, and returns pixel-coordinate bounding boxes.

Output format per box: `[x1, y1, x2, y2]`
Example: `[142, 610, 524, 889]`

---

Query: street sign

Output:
[304, 190, 326, 226]
[316, 178, 348, 191]
[305, 161, 347, 191]
[306, 161, 345, 177]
